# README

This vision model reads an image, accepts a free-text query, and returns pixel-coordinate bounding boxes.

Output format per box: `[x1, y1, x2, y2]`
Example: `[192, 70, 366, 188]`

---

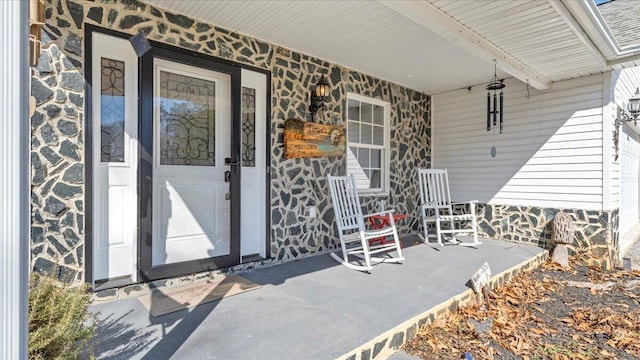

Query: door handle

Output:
[224, 157, 239, 173]
[224, 157, 239, 166]
[224, 170, 231, 183]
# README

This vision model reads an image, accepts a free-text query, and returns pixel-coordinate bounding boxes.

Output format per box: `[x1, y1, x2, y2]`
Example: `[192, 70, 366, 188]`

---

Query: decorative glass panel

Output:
[241, 87, 256, 167]
[100, 57, 125, 163]
[159, 71, 216, 166]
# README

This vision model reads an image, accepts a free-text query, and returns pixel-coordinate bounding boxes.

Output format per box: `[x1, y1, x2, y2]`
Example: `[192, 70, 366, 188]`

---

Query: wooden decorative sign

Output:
[284, 118, 345, 158]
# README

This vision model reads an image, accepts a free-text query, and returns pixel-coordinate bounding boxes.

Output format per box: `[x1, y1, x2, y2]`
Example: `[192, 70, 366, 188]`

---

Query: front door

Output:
[139, 47, 242, 280]
[152, 59, 232, 266]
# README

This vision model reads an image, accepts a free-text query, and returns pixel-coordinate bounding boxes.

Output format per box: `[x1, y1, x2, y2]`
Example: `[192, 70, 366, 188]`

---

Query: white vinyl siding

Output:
[433, 74, 605, 210]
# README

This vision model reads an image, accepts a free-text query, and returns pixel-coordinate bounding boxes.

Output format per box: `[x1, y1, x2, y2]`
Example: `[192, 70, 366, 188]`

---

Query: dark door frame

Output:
[84, 25, 272, 285]
[138, 45, 242, 281]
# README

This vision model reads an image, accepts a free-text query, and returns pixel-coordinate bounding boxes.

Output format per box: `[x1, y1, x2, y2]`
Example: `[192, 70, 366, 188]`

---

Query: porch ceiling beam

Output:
[379, 0, 552, 90]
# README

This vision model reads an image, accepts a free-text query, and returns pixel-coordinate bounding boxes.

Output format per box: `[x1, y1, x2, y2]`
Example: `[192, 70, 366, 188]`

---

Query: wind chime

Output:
[486, 61, 505, 133]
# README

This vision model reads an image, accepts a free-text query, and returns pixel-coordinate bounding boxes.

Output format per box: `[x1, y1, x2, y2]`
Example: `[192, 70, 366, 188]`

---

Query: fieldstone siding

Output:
[31, 17, 86, 282]
[474, 204, 619, 269]
[30, 0, 431, 282]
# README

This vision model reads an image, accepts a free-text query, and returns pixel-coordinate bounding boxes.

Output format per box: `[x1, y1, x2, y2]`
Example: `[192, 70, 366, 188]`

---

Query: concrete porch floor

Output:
[90, 237, 546, 360]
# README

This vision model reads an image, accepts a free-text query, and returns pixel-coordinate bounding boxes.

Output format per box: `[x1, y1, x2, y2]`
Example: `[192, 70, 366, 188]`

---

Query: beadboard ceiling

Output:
[145, 0, 638, 95]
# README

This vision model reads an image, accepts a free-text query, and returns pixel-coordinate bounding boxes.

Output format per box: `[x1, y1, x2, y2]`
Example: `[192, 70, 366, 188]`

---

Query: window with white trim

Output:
[346, 93, 390, 195]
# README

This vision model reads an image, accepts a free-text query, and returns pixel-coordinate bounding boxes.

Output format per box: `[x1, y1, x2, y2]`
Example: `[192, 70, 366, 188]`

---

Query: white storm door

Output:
[92, 33, 138, 281]
[152, 59, 231, 266]
[240, 69, 267, 260]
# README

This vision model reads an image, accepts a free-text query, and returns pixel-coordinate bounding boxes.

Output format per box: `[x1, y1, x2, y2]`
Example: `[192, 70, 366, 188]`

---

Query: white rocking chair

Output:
[418, 169, 481, 247]
[327, 174, 404, 271]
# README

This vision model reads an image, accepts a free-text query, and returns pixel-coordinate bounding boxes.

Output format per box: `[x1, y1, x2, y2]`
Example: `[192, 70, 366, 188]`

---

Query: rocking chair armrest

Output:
[451, 200, 479, 213]
[363, 209, 396, 218]
[451, 200, 479, 206]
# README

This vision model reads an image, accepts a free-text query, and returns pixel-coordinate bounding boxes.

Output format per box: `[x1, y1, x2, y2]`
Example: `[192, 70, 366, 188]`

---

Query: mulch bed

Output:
[404, 256, 640, 360]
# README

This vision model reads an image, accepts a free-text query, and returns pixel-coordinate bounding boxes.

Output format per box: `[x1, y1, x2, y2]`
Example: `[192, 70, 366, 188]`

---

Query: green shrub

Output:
[28, 273, 96, 360]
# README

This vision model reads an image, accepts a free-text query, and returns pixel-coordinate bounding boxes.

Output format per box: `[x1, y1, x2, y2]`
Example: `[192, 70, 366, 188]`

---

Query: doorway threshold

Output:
[241, 253, 266, 263]
[94, 275, 135, 292]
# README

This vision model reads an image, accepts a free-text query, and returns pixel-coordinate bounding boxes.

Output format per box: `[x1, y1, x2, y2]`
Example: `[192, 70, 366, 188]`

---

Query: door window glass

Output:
[100, 57, 125, 163]
[241, 87, 256, 167]
[159, 70, 216, 166]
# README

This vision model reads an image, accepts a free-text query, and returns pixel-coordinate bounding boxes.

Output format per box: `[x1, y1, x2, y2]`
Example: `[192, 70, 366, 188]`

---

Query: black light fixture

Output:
[614, 87, 640, 161]
[486, 61, 505, 133]
[616, 87, 640, 127]
[309, 75, 329, 121]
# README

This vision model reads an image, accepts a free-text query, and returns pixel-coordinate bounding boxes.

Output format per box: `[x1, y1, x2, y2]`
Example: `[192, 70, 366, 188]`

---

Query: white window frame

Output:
[345, 92, 390, 196]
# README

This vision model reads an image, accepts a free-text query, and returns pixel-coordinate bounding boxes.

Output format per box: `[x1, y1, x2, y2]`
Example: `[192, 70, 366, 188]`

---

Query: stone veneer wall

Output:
[470, 204, 619, 269]
[30, 0, 431, 282]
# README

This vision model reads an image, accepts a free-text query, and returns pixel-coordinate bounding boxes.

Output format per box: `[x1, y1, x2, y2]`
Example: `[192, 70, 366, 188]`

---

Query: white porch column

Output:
[0, 0, 30, 359]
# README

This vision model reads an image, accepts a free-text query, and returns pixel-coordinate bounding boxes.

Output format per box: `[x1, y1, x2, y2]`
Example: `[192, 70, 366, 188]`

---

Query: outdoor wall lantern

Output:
[486, 61, 505, 133]
[309, 75, 330, 122]
[616, 87, 640, 127]
[613, 87, 640, 161]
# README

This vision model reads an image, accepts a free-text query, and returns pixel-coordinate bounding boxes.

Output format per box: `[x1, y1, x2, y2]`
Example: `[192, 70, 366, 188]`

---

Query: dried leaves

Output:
[404, 257, 640, 360]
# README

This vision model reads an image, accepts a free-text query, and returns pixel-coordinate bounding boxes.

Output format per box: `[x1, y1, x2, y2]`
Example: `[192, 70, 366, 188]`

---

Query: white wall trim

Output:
[0, 1, 30, 359]
[602, 71, 613, 211]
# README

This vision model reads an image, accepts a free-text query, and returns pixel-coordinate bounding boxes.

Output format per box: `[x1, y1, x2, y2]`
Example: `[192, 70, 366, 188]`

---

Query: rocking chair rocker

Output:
[327, 174, 404, 271]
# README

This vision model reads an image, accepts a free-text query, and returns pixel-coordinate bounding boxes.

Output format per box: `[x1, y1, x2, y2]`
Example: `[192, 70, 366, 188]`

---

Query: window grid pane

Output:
[347, 120, 359, 143]
[361, 103, 373, 124]
[373, 105, 384, 125]
[348, 99, 360, 121]
[361, 123, 372, 145]
[372, 124, 384, 145]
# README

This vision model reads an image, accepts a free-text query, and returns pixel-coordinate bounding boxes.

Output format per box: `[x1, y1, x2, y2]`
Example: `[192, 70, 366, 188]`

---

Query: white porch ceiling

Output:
[145, 0, 635, 95]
